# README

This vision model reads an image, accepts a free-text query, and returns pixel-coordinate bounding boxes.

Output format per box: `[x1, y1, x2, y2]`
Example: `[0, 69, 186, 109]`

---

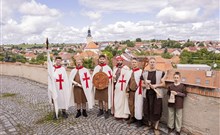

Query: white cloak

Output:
[92, 65, 113, 109]
[53, 66, 72, 110]
[131, 69, 143, 120]
[114, 66, 131, 118]
[69, 67, 94, 109]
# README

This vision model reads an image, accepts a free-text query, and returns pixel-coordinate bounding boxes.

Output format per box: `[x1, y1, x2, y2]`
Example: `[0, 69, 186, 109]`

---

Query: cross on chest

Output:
[119, 75, 126, 91]
[56, 74, 64, 90]
[83, 72, 90, 88]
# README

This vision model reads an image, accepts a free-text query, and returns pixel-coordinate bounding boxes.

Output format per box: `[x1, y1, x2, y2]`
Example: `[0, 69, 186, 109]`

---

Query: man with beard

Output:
[113, 56, 130, 119]
[69, 59, 94, 118]
[92, 55, 113, 119]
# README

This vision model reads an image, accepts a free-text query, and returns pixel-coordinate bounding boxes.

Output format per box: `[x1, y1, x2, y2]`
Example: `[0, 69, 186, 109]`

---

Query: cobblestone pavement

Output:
[0, 75, 186, 135]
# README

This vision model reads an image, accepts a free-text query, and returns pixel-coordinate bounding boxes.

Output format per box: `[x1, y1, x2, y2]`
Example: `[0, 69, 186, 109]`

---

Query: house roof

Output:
[166, 69, 219, 89]
[85, 42, 99, 49]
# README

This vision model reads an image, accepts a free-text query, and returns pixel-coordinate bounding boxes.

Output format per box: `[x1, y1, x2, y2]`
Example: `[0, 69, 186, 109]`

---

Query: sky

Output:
[1, 0, 220, 44]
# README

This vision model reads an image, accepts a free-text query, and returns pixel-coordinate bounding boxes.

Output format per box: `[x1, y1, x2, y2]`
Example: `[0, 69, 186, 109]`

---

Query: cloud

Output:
[81, 11, 102, 20]
[157, 6, 200, 23]
[79, 0, 167, 13]
[1, 0, 219, 44]
[19, 0, 61, 16]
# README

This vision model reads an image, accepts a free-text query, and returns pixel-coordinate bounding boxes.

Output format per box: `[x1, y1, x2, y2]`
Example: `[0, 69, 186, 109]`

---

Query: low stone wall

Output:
[1, 63, 219, 135]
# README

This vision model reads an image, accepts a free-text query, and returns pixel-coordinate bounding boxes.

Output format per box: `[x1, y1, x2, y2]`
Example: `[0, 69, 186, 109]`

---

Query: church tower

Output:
[86, 28, 93, 44]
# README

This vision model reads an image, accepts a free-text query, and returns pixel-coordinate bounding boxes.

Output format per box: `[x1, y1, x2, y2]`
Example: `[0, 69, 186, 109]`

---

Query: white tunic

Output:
[113, 66, 131, 118]
[92, 64, 113, 109]
[69, 67, 94, 109]
[53, 66, 72, 110]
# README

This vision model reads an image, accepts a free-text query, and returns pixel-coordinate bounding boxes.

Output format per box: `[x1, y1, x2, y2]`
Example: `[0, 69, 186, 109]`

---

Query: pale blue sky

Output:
[1, 0, 219, 44]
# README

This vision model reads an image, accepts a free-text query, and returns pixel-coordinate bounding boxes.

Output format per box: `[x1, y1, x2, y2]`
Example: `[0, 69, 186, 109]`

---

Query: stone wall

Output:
[1, 63, 219, 135]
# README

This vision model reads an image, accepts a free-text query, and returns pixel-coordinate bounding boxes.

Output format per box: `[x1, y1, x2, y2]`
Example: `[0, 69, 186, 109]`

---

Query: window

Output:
[196, 78, 201, 84]
[205, 80, 210, 85]
[182, 77, 186, 82]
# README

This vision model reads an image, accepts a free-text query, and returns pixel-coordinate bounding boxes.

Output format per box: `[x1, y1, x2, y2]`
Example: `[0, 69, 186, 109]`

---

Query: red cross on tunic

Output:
[56, 74, 64, 90]
[119, 75, 126, 91]
[83, 72, 90, 88]
[108, 71, 112, 79]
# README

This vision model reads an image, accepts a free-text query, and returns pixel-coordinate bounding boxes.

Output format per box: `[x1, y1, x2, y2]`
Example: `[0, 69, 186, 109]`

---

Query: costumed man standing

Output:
[92, 54, 113, 119]
[142, 57, 166, 130]
[69, 59, 94, 118]
[127, 58, 143, 127]
[48, 56, 71, 119]
[113, 56, 130, 119]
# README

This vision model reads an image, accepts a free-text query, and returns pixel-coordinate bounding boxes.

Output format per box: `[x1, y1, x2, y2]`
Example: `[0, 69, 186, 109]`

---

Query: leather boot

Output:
[82, 109, 88, 117]
[75, 109, 81, 118]
[97, 109, 104, 117]
[62, 111, 68, 118]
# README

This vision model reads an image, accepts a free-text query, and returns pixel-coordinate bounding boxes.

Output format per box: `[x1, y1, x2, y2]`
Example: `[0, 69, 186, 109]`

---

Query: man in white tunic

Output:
[92, 54, 113, 119]
[69, 59, 94, 118]
[127, 58, 143, 127]
[49, 56, 71, 119]
[113, 56, 130, 119]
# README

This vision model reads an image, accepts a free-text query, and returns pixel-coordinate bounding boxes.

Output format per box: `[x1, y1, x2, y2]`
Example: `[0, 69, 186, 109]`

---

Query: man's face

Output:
[131, 59, 138, 68]
[55, 59, 62, 66]
[173, 74, 181, 83]
[149, 59, 156, 69]
[76, 60, 83, 67]
[99, 57, 106, 64]
[117, 60, 123, 66]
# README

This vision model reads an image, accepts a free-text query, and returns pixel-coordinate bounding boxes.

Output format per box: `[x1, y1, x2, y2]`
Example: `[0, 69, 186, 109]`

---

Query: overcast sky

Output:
[1, 0, 219, 44]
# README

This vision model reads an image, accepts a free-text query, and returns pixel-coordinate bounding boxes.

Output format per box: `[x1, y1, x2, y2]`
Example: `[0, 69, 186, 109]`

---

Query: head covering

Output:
[116, 56, 124, 61]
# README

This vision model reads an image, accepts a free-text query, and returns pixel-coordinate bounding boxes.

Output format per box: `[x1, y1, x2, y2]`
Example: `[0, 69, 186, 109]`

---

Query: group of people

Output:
[48, 54, 187, 135]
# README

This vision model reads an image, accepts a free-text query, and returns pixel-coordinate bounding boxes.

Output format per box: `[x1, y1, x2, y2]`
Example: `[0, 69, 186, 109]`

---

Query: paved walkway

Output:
[0, 75, 185, 135]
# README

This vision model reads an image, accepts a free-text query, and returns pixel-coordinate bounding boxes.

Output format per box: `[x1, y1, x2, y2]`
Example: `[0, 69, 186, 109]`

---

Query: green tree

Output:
[198, 42, 205, 47]
[83, 58, 95, 69]
[136, 38, 142, 42]
[125, 40, 135, 47]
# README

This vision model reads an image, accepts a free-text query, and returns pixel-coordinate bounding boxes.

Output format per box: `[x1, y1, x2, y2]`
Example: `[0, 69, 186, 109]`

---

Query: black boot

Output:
[136, 120, 143, 128]
[82, 109, 88, 117]
[62, 111, 68, 119]
[125, 115, 130, 121]
[104, 110, 109, 119]
[127, 117, 136, 124]
[75, 109, 81, 118]
[97, 109, 104, 117]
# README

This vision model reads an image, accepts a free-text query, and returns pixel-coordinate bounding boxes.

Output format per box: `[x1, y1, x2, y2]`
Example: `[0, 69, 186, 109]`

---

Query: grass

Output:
[1, 93, 17, 97]
[35, 112, 77, 126]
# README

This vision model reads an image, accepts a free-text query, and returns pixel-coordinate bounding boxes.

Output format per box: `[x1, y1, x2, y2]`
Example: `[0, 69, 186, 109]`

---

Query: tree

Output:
[125, 40, 135, 47]
[183, 41, 194, 47]
[198, 42, 205, 47]
[83, 58, 95, 69]
[161, 52, 173, 59]
[136, 38, 142, 42]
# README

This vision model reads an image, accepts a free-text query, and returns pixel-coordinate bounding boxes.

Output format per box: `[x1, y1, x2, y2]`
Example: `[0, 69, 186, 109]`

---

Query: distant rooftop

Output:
[177, 64, 211, 71]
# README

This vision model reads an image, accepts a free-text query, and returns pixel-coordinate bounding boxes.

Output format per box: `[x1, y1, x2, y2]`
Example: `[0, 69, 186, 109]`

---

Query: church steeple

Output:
[86, 27, 93, 44]
[87, 28, 92, 37]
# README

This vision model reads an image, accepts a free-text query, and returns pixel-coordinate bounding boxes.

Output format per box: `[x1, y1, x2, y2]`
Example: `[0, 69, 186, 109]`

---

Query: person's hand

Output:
[150, 84, 157, 89]
[171, 91, 177, 95]
[126, 92, 129, 97]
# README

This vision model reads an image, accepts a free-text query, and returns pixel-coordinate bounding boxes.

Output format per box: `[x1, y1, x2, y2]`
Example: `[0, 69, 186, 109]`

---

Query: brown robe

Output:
[128, 72, 138, 117]
[73, 71, 87, 104]
[143, 71, 165, 122]
[94, 66, 108, 102]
